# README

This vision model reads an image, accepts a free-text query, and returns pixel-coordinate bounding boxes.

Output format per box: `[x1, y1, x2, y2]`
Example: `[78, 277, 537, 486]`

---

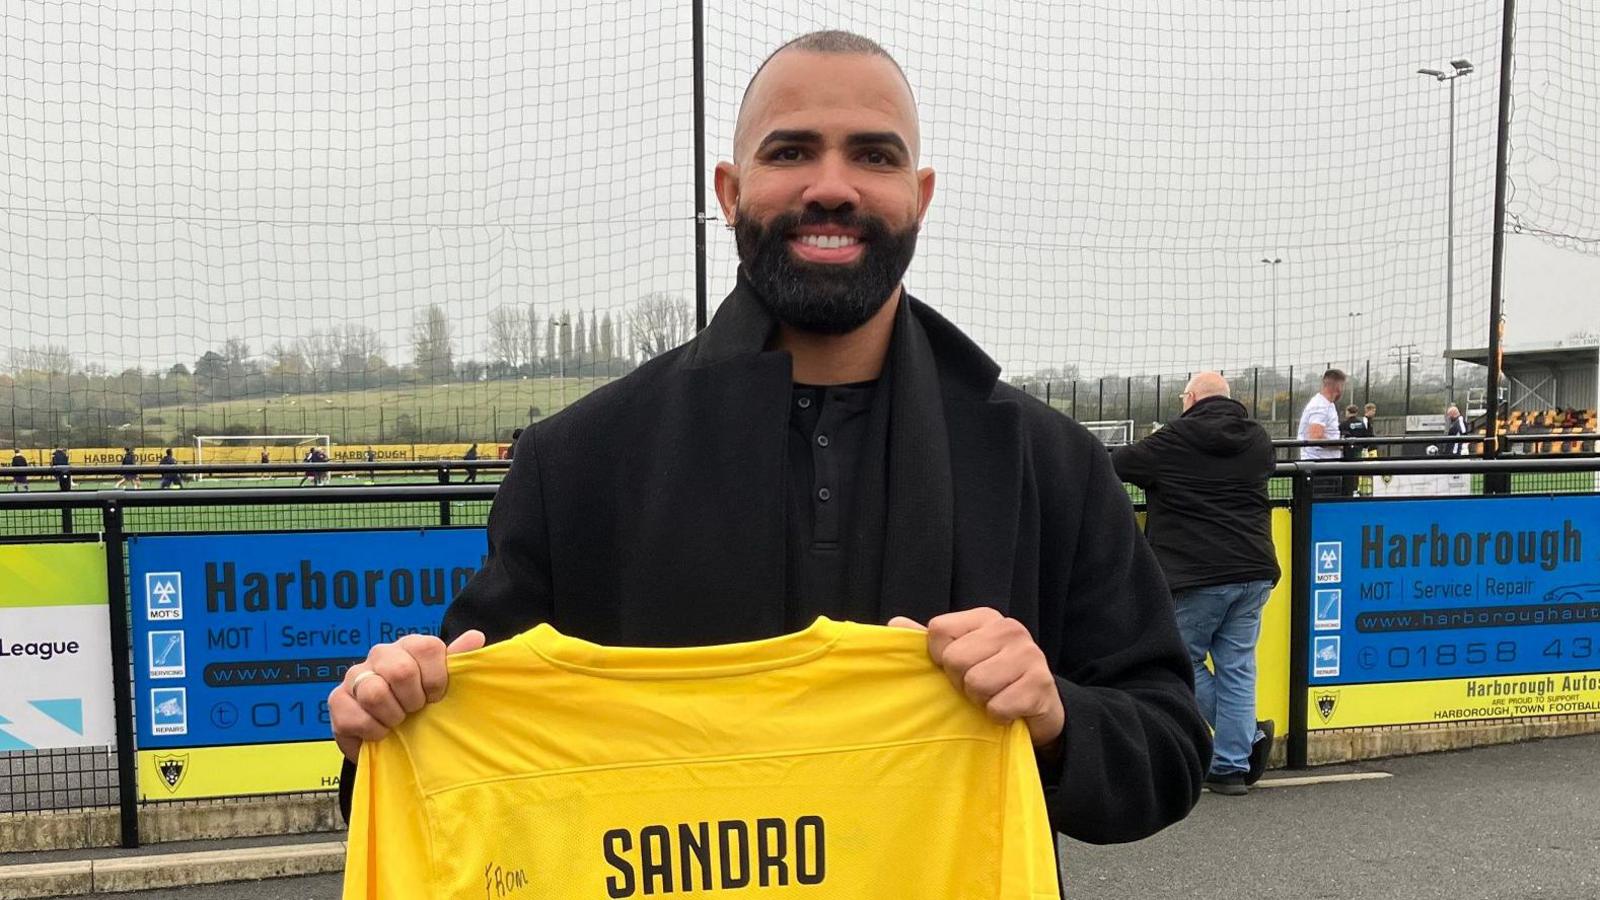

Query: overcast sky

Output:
[2, 0, 1596, 381]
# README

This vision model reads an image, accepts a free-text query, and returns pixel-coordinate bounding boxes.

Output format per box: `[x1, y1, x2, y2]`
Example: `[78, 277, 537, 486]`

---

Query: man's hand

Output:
[889, 608, 1065, 748]
[329, 630, 485, 762]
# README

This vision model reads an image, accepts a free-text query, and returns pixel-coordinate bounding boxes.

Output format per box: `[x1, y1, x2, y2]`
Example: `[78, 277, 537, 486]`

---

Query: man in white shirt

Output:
[1297, 369, 1346, 495]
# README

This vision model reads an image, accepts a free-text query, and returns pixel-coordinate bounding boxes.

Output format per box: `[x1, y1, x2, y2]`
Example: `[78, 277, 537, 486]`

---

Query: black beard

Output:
[734, 206, 919, 335]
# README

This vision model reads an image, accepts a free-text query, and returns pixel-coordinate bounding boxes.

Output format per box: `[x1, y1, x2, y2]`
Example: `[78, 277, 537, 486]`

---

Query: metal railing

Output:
[0, 484, 497, 845]
[2, 457, 1598, 846]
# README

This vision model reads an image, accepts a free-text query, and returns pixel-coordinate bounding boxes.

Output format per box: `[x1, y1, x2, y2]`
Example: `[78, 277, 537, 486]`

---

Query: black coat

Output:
[1110, 396, 1280, 592]
[410, 278, 1207, 844]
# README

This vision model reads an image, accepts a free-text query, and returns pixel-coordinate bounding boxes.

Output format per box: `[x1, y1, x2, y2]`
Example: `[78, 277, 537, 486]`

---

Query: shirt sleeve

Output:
[1109, 430, 1168, 491]
[440, 427, 556, 645]
[343, 740, 434, 900]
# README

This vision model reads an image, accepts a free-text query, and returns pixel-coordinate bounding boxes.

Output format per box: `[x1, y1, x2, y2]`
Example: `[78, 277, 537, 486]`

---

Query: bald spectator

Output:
[1444, 405, 1470, 456]
[1113, 372, 1280, 795]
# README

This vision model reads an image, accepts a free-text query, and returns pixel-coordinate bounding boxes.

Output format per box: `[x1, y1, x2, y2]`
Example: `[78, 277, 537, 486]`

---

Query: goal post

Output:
[193, 434, 332, 478]
[1079, 420, 1135, 448]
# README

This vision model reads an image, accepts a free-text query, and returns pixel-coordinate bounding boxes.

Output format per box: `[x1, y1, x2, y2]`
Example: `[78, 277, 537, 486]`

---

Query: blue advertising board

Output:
[1307, 495, 1600, 688]
[129, 528, 486, 749]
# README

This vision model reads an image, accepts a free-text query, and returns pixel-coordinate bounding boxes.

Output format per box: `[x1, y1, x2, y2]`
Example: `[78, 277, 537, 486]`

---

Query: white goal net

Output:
[193, 434, 332, 479]
[1080, 420, 1135, 447]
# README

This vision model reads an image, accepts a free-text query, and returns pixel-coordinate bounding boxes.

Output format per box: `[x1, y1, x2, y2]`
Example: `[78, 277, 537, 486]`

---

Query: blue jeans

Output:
[1173, 580, 1274, 776]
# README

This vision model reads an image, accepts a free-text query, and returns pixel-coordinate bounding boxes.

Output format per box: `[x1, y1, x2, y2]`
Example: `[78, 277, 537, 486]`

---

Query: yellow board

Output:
[1134, 507, 1292, 731]
[1257, 508, 1292, 730]
[138, 740, 345, 801]
[1308, 670, 1600, 730]
[24, 443, 506, 468]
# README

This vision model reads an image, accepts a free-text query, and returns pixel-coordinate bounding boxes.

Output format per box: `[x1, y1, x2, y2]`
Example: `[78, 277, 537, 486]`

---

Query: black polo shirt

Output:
[785, 379, 885, 629]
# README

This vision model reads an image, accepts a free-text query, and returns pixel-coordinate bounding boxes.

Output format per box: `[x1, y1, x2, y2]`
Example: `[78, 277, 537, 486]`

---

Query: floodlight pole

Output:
[549, 316, 571, 410]
[1261, 257, 1282, 420]
[1417, 58, 1475, 402]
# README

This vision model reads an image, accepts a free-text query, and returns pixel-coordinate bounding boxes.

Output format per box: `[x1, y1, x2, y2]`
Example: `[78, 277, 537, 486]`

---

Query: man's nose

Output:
[800, 153, 862, 210]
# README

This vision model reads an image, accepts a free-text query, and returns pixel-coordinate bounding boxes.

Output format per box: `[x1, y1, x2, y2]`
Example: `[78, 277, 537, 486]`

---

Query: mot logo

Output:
[1314, 542, 1342, 584]
[145, 572, 183, 620]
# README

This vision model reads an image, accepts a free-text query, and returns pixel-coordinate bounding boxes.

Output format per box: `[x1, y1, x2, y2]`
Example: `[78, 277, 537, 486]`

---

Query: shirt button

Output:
[816, 434, 830, 448]
[817, 487, 832, 502]
[797, 397, 812, 409]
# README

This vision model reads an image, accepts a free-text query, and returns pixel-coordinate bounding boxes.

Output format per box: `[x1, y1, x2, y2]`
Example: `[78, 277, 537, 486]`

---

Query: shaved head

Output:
[733, 31, 920, 162]
[1186, 372, 1230, 401]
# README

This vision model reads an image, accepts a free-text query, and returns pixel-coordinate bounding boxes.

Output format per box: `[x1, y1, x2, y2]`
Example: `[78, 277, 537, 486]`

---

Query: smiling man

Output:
[333, 30, 1208, 851]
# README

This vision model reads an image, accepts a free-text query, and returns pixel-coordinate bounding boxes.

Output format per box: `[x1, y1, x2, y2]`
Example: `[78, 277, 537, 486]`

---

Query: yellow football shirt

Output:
[344, 617, 1060, 899]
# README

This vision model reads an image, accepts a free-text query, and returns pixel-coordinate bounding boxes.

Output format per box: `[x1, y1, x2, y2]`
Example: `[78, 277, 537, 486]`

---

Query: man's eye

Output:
[771, 148, 804, 162]
[863, 151, 890, 165]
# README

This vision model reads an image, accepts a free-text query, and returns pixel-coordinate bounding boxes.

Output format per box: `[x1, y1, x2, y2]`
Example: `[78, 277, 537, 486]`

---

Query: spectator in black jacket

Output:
[1112, 372, 1281, 796]
[1340, 405, 1374, 496]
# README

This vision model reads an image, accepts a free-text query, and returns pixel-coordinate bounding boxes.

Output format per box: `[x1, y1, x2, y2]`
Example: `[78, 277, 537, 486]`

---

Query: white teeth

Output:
[797, 234, 859, 250]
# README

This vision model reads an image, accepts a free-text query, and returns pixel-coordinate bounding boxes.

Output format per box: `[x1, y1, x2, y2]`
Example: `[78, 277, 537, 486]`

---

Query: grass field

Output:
[141, 377, 618, 444]
[4, 470, 1594, 541]
[0, 472, 502, 538]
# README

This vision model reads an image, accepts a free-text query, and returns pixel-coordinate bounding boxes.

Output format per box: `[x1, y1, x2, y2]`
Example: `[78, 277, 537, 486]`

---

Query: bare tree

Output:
[222, 338, 253, 375]
[599, 312, 616, 361]
[8, 345, 74, 375]
[526, 303, 543, 369]
[412, 305, 454, 378]
[267, 342, 308, 375]
[331, 324, 386, 373]
[295, 332, 340, 376]
[627, 293, 694, 361]
[572, 312, 587, 367]
[488, 305, 530, 369]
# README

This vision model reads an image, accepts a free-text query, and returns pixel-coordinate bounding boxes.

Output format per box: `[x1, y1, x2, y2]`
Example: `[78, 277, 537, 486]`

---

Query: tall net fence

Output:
[1508, 1, 1600, 255]
[1, 2, 696, 450]
[0, 1, 1592, 451]
[708, 1, 1502, 387]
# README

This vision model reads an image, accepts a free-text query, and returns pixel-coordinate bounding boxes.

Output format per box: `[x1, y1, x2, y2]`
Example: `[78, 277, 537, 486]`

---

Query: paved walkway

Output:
[20, 733, 1600, 899]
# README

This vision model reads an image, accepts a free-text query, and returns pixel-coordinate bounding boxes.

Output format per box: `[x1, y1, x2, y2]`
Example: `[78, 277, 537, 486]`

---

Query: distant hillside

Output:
[141, 377, 617, 444]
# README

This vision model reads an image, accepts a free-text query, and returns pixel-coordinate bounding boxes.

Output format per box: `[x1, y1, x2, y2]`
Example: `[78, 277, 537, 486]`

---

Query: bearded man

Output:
[332, 30, 1208, 847]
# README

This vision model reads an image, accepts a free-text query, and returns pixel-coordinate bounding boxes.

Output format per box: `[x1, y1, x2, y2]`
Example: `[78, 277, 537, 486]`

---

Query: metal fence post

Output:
[103, 501, 141, 847]
[1287, 471, 1313, 769]
[58, 469, 74, 534]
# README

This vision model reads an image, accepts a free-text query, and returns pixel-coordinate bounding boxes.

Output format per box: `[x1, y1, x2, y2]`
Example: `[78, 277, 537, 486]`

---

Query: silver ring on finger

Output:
[350, 670, 382, 699]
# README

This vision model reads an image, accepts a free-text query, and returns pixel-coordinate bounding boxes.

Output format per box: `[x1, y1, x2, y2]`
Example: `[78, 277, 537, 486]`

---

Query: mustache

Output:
[741, 206, 890, 241]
